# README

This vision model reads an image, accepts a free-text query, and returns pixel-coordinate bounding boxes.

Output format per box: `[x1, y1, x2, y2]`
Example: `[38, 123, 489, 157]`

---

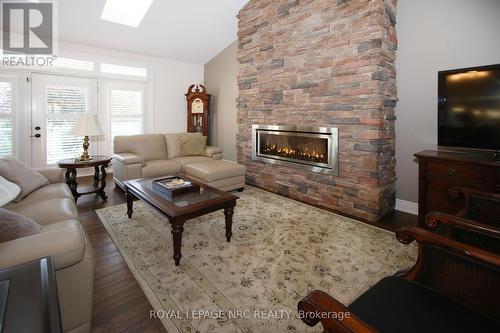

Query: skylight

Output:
[101, 0, 154, 28]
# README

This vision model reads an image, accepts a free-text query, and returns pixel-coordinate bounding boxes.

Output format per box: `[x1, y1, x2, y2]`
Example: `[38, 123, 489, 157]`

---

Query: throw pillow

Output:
[0, 176, 21, 207]
[0, 156, 49, 202]
[165, 132, 202, 159]
[179, 135, 207, 156]
[0, 208, 41, 243]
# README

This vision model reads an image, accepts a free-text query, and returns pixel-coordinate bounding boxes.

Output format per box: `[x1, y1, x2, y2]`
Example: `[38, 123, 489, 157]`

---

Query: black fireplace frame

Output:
[251, 125, 339, 175]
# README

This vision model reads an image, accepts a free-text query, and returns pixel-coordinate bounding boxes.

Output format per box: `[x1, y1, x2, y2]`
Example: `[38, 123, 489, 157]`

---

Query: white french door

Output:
[31, 74, 98, 167]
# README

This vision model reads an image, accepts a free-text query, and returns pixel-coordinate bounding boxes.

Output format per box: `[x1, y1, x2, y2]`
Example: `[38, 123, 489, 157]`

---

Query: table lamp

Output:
[69, 115, 104, 161]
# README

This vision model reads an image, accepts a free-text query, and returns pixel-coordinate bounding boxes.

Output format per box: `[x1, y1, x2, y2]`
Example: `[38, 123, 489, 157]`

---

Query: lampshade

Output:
[69, 115, 104, 136]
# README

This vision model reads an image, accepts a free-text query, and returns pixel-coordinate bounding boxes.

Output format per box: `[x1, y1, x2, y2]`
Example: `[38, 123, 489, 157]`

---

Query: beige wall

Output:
[204, 0, 500, 204]
[395, 0, 500, 202]
[204, 41, 238, 161]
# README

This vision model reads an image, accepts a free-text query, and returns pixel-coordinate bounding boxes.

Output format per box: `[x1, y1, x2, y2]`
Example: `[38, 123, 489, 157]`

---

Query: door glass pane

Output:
[46, 86, 88, 164]
[111, 89, 142, 151]
[46, 118, 82, 164]
[46, 86, 87, 114]
[0, 82, 13, 157]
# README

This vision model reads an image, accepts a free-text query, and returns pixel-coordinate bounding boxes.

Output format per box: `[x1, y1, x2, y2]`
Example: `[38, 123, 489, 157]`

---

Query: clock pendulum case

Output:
[185, 84, 211, 143]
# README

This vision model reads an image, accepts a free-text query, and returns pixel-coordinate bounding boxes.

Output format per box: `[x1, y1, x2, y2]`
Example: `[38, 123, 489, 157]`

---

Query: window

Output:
[110, 89, 143, 151]
[52, 57, 95, 71]
[101, 63, 147, 78]
[0, 81, 14, 157]
[46, 86, 90, 164]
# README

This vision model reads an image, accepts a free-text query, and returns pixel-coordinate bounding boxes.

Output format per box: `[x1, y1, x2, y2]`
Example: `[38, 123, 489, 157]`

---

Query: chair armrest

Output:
[426, 212, 500, 238]
[35, 167, 65, 184]
[298, 290, 377, 333]
[112, 153, 145, 166]
[396, 226, 500, 268]
[205, 146, 223, 158]
[449, 187, 500, 217]
[0, 220, 86, 271]
[396, 226, 500, 319]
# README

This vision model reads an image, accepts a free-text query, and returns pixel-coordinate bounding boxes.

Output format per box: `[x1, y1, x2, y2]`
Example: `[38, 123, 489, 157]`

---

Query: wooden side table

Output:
[57, 156, 112, 202]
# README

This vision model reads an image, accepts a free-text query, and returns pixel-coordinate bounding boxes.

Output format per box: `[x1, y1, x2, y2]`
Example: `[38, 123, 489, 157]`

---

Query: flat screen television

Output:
[438, 64, 500, 155]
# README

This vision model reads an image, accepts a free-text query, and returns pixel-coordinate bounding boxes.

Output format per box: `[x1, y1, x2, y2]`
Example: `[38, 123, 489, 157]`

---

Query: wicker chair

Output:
[449, 187, 500, 226]
[297, 226, 500, 333]
[425, 212, 500, 254]
[425, 187, 500, 254]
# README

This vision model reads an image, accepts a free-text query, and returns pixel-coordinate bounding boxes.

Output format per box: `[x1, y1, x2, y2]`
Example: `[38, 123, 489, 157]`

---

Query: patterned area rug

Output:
[96, 186, 417, 333]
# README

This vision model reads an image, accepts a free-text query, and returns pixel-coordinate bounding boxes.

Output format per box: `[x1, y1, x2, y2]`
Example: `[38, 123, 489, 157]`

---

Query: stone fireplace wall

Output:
[236, 0, 398, 221]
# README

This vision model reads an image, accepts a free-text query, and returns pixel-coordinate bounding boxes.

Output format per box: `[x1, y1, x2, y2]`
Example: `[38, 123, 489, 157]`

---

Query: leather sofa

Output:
[0, 167, 95, 333]
[112, 133, 246, 191]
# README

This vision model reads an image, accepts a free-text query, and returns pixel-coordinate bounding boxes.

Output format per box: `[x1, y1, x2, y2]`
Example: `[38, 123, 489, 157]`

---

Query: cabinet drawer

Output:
[426, 161, 482, 180]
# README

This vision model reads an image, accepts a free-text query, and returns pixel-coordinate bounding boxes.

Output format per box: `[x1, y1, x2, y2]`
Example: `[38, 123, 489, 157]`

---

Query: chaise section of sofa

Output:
[112, 133, 223, 187]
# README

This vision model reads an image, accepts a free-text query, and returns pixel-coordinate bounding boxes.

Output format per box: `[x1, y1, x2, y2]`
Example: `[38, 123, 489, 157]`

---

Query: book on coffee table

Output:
[152, 176, 200, 198]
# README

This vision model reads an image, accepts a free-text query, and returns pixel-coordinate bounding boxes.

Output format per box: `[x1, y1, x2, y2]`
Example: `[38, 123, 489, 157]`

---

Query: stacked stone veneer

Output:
[236, 0, 398, 221]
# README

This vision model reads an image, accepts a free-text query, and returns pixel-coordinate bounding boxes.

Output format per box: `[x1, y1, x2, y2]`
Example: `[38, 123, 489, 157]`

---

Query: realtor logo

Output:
[2, 1, 54, 54]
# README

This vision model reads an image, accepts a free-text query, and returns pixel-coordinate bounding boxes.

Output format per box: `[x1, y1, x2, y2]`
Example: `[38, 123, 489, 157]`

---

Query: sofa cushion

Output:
[114, 134, 168, 161]
[165, 133, 202, 159]
[5, 183, 73, 209]
[0, 208, 41, 243]
[348, 276, 500, 333]
[179, 135, 207, 156]
[171, 156, 211, 168]
[0, 156, 49, 202]
[8, 198, 79, 226]
[142, 160, 182, 178]
[185, 160, 246, 182]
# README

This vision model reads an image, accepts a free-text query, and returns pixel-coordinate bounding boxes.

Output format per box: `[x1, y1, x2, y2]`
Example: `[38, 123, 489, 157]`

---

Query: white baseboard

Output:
[395, 198, 418, 215]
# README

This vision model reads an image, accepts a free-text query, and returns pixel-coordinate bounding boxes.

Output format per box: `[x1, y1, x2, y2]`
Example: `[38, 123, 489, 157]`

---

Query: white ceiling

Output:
[57, 0, 248, 64]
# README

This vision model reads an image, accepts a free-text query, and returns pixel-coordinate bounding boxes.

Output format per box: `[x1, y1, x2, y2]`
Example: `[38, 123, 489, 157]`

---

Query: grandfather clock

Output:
[185, 84, 211, 142]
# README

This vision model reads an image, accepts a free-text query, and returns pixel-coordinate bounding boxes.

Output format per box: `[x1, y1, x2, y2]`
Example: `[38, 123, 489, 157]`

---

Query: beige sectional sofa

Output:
[113, 133, 246, 192]
[0, 167, 94, 333]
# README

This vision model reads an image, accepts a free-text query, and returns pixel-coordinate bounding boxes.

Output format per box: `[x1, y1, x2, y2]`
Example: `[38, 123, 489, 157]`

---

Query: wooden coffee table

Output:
[123, 175, 238, 266]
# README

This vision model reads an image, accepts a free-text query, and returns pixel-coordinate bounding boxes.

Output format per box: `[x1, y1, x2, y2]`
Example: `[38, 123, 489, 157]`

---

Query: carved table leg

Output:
[65, 168, 80, 202]
[224, 205, 234, 242]
[125, 190, 134, 218]
[97, 163, 108, 201]
[93, 165, 99, 188]
[170, 219, 185, 266]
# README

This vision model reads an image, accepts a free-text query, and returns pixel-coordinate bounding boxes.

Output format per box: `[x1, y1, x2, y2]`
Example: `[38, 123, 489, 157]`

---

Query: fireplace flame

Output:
[263, 142, 327, 163]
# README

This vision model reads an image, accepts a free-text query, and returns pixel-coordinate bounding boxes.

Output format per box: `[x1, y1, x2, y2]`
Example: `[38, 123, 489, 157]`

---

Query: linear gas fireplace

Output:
[252, 125, 338, 175]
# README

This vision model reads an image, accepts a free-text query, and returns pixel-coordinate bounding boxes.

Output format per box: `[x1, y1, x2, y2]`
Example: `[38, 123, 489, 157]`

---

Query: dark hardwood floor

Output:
[78, 176, 417, 333]
[77, 178, 165, 333]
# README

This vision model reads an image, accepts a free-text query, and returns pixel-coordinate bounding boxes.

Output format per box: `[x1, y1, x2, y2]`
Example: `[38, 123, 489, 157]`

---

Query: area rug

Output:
[96, 186, 417, 333]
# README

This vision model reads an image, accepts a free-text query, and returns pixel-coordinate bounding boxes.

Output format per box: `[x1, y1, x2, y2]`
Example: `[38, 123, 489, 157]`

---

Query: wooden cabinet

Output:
[415, 150, 500, 227]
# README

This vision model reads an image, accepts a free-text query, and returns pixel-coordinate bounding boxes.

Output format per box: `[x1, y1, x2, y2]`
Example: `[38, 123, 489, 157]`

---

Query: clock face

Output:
[192, 98, 204, 113]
